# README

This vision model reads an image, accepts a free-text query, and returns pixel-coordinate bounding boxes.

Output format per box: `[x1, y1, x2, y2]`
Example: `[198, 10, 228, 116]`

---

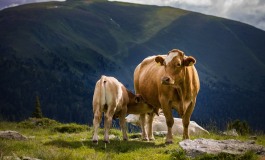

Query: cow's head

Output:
[155, 49, 196, 85]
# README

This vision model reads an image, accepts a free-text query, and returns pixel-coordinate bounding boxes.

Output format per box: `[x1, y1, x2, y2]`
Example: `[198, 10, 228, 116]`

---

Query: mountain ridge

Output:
[0, 0, 264, 130]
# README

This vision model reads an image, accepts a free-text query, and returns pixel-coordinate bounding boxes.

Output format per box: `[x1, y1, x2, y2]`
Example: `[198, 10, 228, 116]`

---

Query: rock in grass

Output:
[222, 129, 239, 136]
[21, 156, 41, 160]
[3, 155, 41, 160]
[109, 134, 120, 140]
[179, 138, 265, 158]
[0, 130, 28, 140]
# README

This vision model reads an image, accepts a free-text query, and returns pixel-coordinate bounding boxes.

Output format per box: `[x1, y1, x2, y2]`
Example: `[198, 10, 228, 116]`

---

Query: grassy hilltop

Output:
[1, 118, 265, 160]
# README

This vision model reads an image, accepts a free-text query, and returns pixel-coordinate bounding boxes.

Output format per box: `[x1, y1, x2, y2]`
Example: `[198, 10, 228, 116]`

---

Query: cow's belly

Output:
[137, 82, 160, 108]
[136, 72, 161, 108]
[171, 98, 192, 111]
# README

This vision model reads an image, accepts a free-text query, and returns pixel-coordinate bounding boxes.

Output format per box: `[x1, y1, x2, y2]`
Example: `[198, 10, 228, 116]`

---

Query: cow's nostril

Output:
[162, 77, 170, 82]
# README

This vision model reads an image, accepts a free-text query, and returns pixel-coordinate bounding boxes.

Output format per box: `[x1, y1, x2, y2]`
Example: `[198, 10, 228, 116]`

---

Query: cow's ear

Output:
[155, 56, 165, 66]
[183, 56, 196, 66]
[135, 94, 144, 103]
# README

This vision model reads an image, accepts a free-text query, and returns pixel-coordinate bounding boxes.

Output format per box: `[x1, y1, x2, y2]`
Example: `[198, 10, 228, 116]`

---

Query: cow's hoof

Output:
[142, 138, 149, 141]
[165, 141, 173, 145]
[182, 136, 190, 140]
[104, 140, 110, 144]
[92, 140, 98, 144]
[149, 137, 155, 141]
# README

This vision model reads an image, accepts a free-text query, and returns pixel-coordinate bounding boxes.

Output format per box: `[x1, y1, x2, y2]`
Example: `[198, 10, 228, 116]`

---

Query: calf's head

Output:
[155, 49, 196, 85]
[127, 90, 145, 105]
[134, 94, 145, 103]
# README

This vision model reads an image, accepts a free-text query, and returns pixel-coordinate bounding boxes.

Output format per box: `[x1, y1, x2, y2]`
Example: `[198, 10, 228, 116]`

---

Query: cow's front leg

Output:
[182, 101, 196, 139]
[147, 112, 155, 141]
[139, 113, 148, 141]
[162, 105, 174, 144]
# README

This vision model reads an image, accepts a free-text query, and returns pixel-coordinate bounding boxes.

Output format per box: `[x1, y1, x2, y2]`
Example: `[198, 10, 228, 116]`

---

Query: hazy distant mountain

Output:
[0, 0, 265, 130]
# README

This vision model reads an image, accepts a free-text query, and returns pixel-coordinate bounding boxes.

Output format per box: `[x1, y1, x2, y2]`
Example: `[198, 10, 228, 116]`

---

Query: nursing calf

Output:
[92, 75, 152, 144]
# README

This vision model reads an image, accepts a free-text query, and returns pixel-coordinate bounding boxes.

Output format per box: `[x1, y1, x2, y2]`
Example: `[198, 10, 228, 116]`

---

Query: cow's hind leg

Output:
[147, 112, 155, 141]
[92, 108, 102, 144]
[140, 113, 149, 141]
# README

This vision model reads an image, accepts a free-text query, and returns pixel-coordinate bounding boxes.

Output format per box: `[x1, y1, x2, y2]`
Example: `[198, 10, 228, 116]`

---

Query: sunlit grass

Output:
[0, 120, 264, 160]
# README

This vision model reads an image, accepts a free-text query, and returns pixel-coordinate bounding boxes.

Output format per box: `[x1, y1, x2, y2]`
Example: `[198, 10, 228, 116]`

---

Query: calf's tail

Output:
[100, 75, 108, 112]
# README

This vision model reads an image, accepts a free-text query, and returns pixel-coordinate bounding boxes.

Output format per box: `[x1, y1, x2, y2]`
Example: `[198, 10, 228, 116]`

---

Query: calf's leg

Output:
[119, 108, 128, 141]
[120, 118, 128, 141]
[104, 107, 115, 143]
[92, 109, 102, 144]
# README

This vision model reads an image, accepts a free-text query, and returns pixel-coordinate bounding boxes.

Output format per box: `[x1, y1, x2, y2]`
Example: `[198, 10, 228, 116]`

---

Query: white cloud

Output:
[1, 3, 19, 10]
[109, 0, 265, 31]
[0, 0, 65, 10]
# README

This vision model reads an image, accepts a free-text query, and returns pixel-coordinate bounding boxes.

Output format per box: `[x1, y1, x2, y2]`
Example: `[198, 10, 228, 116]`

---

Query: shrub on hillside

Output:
[227, 120, 250, 135]
[52, 123, 87, 133]
[18, 118, 59, 129]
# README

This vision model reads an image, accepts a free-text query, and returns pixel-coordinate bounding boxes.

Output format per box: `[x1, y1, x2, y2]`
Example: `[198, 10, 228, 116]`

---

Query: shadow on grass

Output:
[44, 139, 165, 153]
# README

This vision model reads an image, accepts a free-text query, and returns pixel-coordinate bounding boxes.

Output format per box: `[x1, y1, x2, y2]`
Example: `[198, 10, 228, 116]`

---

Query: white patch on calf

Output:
[116, 83, 123, 106]
[165, 52, 178, 65]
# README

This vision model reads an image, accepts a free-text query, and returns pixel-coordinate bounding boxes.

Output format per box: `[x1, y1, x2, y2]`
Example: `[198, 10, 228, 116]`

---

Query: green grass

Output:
[0, 119, 265, 160]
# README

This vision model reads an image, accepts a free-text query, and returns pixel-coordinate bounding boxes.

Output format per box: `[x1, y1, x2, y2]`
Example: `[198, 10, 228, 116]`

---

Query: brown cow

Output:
[92, 75, 152, 144]
[134, 49, 200, 143]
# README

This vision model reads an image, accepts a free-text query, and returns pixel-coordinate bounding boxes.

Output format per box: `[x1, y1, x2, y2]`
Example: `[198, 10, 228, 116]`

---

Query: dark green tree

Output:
[32, 96, 43, 118]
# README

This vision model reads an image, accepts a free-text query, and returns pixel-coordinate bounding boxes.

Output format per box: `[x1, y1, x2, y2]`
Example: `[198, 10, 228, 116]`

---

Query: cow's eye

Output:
[176, 63, 181, 67]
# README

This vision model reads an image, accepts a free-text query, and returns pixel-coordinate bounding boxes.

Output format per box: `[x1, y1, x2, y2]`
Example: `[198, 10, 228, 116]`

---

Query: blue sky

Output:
[1, 0, 264, 31]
